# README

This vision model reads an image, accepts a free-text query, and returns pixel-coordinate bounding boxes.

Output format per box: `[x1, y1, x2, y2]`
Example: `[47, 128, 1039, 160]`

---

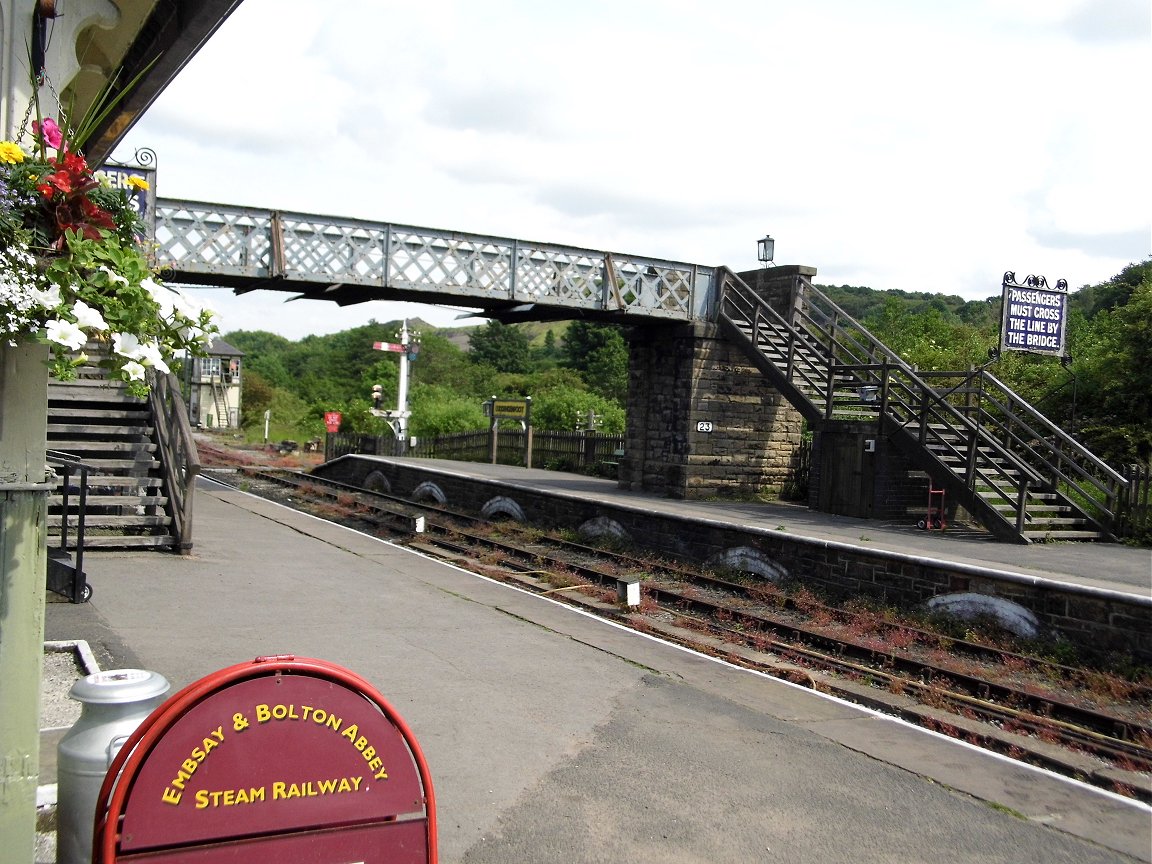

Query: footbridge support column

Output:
[620, 267, 810, 499]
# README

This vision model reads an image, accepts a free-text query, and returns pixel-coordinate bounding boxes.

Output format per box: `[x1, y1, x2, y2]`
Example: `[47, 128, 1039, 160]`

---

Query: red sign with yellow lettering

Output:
[94, 656, 436, 863]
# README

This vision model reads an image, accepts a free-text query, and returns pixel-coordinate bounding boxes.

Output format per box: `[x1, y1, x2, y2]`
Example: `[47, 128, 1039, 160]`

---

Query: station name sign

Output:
[486, 398, 531, 420]
[999, 271, 1069, 357]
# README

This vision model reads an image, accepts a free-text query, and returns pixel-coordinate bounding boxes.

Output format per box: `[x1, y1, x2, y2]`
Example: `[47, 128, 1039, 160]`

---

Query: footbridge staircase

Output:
[715, 268, 1126, 543]
[149, 199, 1126, 543]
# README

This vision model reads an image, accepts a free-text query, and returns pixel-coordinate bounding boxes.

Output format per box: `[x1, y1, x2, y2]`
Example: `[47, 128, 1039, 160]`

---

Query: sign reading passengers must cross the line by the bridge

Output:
[999, 271, 1069, 357]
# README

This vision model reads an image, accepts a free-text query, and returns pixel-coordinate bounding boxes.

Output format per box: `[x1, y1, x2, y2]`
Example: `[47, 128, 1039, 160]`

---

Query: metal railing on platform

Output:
[46, 450, 91, 603]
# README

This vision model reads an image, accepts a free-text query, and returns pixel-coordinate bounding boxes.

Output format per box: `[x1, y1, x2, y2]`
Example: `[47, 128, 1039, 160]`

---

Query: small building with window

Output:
[187, 338, 244, 428]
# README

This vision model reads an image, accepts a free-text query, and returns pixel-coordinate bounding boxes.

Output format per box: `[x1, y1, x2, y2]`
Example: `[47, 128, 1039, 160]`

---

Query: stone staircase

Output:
[47, 376, 177, 550]
[46, 348, 202, 558]
[716, 268, 1127, 543]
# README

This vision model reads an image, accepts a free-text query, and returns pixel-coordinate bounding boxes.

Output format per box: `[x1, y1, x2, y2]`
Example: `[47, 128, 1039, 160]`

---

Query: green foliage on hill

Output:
[227, 318, 629, 438]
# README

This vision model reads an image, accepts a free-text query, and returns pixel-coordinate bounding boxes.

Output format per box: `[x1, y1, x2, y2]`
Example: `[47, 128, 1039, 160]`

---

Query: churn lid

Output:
[69, 669, 170, 705]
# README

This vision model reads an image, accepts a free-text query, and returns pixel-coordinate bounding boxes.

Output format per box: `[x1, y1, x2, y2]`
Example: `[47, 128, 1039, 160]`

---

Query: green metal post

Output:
[0, 344, 51, 862]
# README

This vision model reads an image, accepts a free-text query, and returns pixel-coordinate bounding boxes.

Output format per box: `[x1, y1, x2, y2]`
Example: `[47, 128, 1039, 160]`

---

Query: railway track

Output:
[204, 465, 1152, 802]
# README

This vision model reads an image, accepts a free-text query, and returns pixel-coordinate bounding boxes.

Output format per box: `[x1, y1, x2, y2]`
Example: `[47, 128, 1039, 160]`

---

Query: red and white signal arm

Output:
[324, 411, 342, 433]
[92, 656, 437, 863]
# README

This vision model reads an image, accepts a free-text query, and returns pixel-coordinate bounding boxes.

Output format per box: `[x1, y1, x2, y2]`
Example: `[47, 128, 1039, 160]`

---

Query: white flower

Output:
[172, 290, 206, 320]
[135, 339, 170, 374]
[140, 277, 166, 300]
[113, 332, 141, 358]
[45, 318, 87, 350]
[29, 283, 62, 309]
[98, 266, 129, 286]
[122, 360, 146, 381]
[72, 300, 108, 331]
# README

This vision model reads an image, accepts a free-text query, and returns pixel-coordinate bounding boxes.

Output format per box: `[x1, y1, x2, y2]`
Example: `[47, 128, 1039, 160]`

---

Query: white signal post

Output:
[396, 320, 411, 441]
[371, 321, 415, 441]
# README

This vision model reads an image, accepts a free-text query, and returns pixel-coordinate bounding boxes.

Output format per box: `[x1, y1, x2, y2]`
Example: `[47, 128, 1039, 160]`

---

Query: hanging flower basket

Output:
[1, 116, 216, 397]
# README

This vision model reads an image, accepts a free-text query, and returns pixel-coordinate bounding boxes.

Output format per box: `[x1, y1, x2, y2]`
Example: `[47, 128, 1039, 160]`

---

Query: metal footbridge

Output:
[152, 199, 1126, 543]
[153, 199, 716, 322]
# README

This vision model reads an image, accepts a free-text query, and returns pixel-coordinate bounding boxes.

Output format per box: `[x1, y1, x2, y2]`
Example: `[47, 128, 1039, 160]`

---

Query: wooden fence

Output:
[1118, 463, 1152, 540]
[326, 428, 625, 475]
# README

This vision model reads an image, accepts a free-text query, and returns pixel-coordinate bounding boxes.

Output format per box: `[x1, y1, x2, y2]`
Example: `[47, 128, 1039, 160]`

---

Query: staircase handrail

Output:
[717, 269, 1050, 534]
[148, 370, 201, 552]
[971, 370, 1125, 523]
[46, 449, 88, 598]
[978, 369, 1126, 481]
[834, 360, 1048, 490]
[892, 364, 1126, 532]
[794, 279, 910, 371]
[714, 268, 835, 400]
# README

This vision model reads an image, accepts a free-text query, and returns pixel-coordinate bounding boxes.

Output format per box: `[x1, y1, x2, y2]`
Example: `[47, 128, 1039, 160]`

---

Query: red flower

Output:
[29, 146, 112, 244]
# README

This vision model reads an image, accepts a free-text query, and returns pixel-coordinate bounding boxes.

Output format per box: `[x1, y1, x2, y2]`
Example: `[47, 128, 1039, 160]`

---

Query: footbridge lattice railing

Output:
[152, 199, 717, 320]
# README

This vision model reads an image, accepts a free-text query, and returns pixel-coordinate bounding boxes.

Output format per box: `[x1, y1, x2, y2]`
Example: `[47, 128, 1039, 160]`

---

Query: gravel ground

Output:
[40, 647, 86, 730]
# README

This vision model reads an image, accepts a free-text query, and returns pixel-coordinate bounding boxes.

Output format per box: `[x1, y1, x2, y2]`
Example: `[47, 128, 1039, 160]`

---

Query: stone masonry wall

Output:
[623, 322, 804, 499]
[314, 456, 1152, 661]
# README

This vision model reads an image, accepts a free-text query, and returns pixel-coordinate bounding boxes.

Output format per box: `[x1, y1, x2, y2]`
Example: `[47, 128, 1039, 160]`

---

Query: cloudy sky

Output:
[114, 0, 1150, 340]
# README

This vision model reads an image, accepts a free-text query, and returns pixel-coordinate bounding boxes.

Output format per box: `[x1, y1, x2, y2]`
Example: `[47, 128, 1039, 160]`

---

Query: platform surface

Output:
[45, 474, 1152, 863]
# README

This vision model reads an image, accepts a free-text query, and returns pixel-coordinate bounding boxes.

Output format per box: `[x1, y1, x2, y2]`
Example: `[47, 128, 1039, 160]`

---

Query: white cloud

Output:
[111, 0, 1151, 338]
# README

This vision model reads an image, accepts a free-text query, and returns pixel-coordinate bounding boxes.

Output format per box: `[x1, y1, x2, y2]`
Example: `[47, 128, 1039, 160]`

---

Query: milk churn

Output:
[57, 669, 170, 864]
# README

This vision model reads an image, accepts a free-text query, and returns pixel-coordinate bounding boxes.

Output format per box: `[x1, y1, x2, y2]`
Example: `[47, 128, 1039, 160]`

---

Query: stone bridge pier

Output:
[619, 266, 813, 499]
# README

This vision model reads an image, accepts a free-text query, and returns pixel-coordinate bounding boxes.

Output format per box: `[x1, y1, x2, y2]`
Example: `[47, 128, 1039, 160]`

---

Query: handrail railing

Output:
[715, 267, 1125, 538]
[149, 370, 201, 553]
[920, 369, 1126, 528]
[46, 450, 89, 603]
[154, 199, 716, 321]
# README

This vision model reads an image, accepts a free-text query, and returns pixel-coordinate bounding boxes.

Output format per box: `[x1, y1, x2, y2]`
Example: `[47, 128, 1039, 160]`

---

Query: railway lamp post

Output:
[757, 235, 775, 267]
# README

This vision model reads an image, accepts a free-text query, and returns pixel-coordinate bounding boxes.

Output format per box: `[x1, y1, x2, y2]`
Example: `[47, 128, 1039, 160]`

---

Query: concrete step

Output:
[51, 494, 169, 509]
[48, 423, 154, 437]
[46, 440, 157, 454]
[47, 513, 171, 529]
[54, 533, 176, 549]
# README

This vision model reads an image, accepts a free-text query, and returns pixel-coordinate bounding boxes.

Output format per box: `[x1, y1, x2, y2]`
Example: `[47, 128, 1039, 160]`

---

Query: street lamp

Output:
[757, 235, 775, 267]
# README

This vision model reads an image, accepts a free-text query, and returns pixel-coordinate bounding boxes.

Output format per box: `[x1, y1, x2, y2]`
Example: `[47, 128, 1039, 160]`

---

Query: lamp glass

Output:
[757, 236, 775, 263]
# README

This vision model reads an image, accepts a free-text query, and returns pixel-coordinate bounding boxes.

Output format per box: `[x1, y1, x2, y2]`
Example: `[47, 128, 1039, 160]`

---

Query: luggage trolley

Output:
[917, 484, 947, 531]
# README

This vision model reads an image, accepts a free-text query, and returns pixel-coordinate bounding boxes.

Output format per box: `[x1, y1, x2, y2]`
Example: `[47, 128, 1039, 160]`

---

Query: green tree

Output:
[225, 330, 295, 389]
[410, 384, 489, 436]
[239, 369, 275, 429]
[414, 331, 488, 396]
[1070, 277, 1152, 463]
[562, 321, 628, 401]
[864, 298, 989, 371]
[530, 385, 625, 433]
[468, 321, 530, 373]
